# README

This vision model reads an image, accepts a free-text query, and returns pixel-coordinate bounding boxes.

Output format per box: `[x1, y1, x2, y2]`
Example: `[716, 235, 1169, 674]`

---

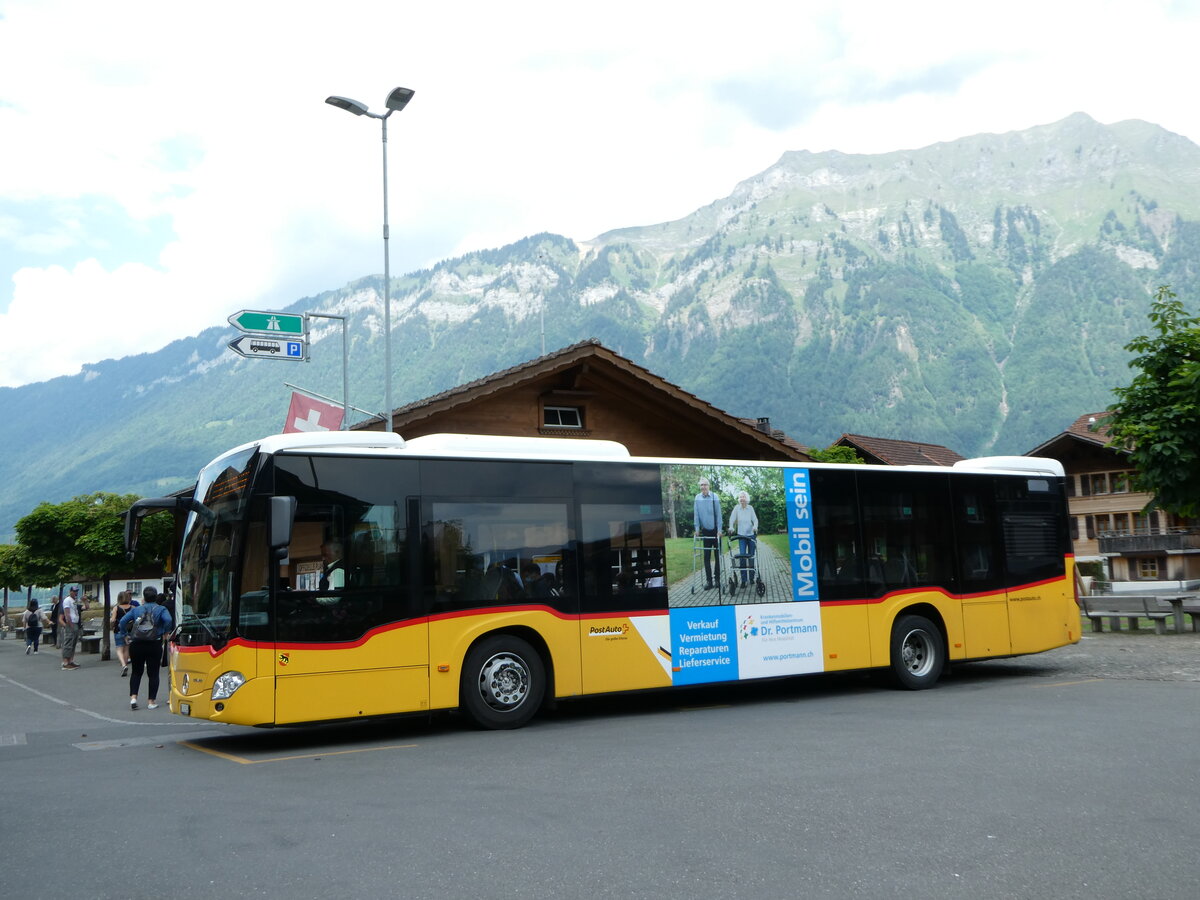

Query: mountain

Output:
[3, 112, 1199, 542]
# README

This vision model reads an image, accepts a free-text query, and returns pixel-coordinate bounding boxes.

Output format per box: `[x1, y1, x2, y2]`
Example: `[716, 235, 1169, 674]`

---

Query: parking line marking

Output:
[76, 731, 229, 750]
[179, 741, 418, 764]
[1034, 678, 1105, 687]
[0, 672, 208, 727]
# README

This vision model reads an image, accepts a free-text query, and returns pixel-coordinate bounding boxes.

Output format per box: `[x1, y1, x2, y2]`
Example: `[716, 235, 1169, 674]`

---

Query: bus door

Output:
[575, 463, 671, 695]
[951, 476, 1011, 658]
[997, 475, 1072, 654]
[271, 455, 428, 724]
[420, 459, 580, 712]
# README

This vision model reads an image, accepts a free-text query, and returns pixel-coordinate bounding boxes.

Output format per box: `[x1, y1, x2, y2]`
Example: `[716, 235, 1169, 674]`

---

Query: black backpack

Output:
[130, 607, 158, 642]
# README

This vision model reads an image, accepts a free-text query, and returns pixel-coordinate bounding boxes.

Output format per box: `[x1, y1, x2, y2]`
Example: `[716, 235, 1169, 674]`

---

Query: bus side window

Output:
[996, 476, 1069, 588]
[272, 455, 419, 641]
[811, 470, 864, 600]
[575, 462, 667, 614]
[423, 499, 570, 613]
[951, 475, 1005, 595]
[856, 471, 954, 597]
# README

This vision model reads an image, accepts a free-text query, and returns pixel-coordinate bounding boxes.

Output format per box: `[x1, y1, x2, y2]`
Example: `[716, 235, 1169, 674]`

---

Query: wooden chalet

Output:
[1027, 412, 1199, 586]
[353, 339, 812, 462]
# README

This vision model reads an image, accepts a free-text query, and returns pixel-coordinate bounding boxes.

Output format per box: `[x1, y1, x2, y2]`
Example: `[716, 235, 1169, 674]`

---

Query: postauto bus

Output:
[125, 432, 1078, 730]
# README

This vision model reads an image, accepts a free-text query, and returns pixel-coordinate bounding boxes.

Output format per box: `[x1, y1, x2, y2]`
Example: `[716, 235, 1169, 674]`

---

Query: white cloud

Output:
[2, 0, 1200, 386]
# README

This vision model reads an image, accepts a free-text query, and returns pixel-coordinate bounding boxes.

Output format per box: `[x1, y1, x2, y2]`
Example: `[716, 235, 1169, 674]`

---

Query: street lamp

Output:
[325, 86, 415, 433]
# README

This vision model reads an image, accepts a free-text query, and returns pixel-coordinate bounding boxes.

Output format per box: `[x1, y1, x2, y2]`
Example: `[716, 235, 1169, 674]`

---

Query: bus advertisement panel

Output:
[640, 464, 826, 687]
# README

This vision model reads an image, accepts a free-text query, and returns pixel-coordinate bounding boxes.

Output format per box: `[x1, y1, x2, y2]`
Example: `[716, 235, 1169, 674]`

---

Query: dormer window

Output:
[543, 405, 583, 429]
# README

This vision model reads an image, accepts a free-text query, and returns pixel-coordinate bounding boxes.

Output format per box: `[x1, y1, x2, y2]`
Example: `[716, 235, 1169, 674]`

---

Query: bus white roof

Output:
[221, 432, 1060, 476]
[952, 456, 1064, 477]
[237, 431, 630, 461]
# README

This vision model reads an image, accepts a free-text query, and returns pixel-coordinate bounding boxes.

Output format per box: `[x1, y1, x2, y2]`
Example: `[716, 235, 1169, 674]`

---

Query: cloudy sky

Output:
[2, 0, 1199, 388]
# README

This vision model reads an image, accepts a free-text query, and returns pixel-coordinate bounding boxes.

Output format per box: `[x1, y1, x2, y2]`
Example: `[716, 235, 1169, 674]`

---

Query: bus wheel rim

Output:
[477, 652, 530, 711]
[900, 629, 934, 677]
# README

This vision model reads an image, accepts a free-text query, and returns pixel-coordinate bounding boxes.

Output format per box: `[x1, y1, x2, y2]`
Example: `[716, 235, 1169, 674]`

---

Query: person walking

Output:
[59, 586, 83, 670]
[110, 590, 139, 676]
[728, 491, 760, 585]
[693, 477, 723, 589]
[22, 600, 46, 654]
[117, 586, 173, 710]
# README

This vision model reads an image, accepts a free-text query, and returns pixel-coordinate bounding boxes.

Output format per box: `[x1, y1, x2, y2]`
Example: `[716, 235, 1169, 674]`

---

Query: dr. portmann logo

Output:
[588, 624, 629, 637]
[742, 614, 818, 640]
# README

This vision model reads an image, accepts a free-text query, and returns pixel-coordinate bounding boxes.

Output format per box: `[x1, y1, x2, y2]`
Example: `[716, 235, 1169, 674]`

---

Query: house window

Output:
[1089, 473, 1108, 495]
[543, 406, 583, 429]
[126, 581, 143, 595]
[1111, 513, 1129, 534]
[1137, 558, 1160, 580]
[1110, 471, 1130, 493]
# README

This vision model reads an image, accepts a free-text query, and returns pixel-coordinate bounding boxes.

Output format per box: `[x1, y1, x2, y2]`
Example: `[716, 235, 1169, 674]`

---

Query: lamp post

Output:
[325, 86, 415, 434]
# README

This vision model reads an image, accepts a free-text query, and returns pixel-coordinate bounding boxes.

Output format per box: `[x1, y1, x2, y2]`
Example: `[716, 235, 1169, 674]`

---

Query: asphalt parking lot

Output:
[2, 628, 1198, 900]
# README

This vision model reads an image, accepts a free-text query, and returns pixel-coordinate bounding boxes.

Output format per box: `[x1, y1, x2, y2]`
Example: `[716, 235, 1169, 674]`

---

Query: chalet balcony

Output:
[1097, 528, 1200, 555]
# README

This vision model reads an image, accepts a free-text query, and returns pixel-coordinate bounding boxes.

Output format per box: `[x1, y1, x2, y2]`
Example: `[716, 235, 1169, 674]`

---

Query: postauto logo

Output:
[588, 624, 629, 637]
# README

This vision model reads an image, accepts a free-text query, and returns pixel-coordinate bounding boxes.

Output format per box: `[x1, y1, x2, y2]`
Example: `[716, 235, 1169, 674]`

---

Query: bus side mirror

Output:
[270, 496, 296, 556]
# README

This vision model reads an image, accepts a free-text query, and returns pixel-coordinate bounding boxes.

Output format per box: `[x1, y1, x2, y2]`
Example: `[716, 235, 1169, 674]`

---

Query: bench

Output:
[1081, 595, 1174, 634]
[1180, 599, 1200, 633]
[79, 631, 103, 654]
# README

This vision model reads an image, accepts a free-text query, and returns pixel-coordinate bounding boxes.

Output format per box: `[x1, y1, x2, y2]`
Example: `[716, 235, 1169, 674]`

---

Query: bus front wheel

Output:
[461, 635, 546, 729]
[888, 614, 944, 690]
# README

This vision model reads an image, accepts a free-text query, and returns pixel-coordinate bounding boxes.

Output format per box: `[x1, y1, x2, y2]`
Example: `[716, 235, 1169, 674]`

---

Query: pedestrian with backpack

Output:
[117, 586, 173, 710]
[23, 600, 46, 654]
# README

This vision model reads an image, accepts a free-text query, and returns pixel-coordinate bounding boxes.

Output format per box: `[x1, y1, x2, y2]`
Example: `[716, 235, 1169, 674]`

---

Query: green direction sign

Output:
[228, 309, 305, 335]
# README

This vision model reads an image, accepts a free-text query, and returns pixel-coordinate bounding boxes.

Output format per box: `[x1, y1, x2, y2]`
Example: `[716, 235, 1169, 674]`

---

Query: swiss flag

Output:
[283, 392, 345, 433]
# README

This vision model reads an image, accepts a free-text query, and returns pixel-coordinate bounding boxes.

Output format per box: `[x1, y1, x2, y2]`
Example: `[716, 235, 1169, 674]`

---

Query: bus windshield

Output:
[176, 446, 258, 647]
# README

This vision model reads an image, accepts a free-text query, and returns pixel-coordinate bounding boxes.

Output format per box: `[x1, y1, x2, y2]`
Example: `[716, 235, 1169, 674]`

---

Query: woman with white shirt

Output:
[728, 492, 759, 585]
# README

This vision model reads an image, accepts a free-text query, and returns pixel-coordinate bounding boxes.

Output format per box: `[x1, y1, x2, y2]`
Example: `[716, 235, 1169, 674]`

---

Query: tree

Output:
[806, 445, 865, 465]
[15, 493, 173, 658]
[1106, 285, 1200, 517]
[0, 544, 33, 613]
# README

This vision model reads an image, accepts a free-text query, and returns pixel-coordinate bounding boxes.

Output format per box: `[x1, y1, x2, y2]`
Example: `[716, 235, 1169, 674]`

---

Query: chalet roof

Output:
[356, 338, 812, 461]
[737, 418, 812, 456]
[1026, 411, 1122, 457]
[834, 433, 965, 467]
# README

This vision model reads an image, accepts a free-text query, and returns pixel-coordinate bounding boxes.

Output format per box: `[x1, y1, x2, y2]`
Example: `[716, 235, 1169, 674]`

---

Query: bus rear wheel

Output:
[461, 635, 545, 729]
[888, 614, 944, 690]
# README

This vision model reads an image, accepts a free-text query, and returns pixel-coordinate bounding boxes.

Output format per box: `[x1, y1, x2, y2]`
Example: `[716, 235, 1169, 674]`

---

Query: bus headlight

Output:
[211, 671, 247, 700]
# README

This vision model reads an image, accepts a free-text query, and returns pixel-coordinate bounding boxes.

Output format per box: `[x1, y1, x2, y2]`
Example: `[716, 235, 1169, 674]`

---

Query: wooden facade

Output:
[1028, 412, 1200, 586]
[353, 340, 812, 462]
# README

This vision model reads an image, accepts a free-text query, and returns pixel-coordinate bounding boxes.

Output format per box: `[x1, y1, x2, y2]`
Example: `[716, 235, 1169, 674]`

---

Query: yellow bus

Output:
[126, 432, 1078, 729]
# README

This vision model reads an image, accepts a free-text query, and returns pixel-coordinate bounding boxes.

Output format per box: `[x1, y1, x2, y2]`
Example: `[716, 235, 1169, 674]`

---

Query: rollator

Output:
[726, 533, 765, 597]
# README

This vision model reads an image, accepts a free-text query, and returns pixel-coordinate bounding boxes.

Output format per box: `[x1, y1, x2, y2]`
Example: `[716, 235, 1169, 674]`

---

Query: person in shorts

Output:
[60, 586, 83, 670]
